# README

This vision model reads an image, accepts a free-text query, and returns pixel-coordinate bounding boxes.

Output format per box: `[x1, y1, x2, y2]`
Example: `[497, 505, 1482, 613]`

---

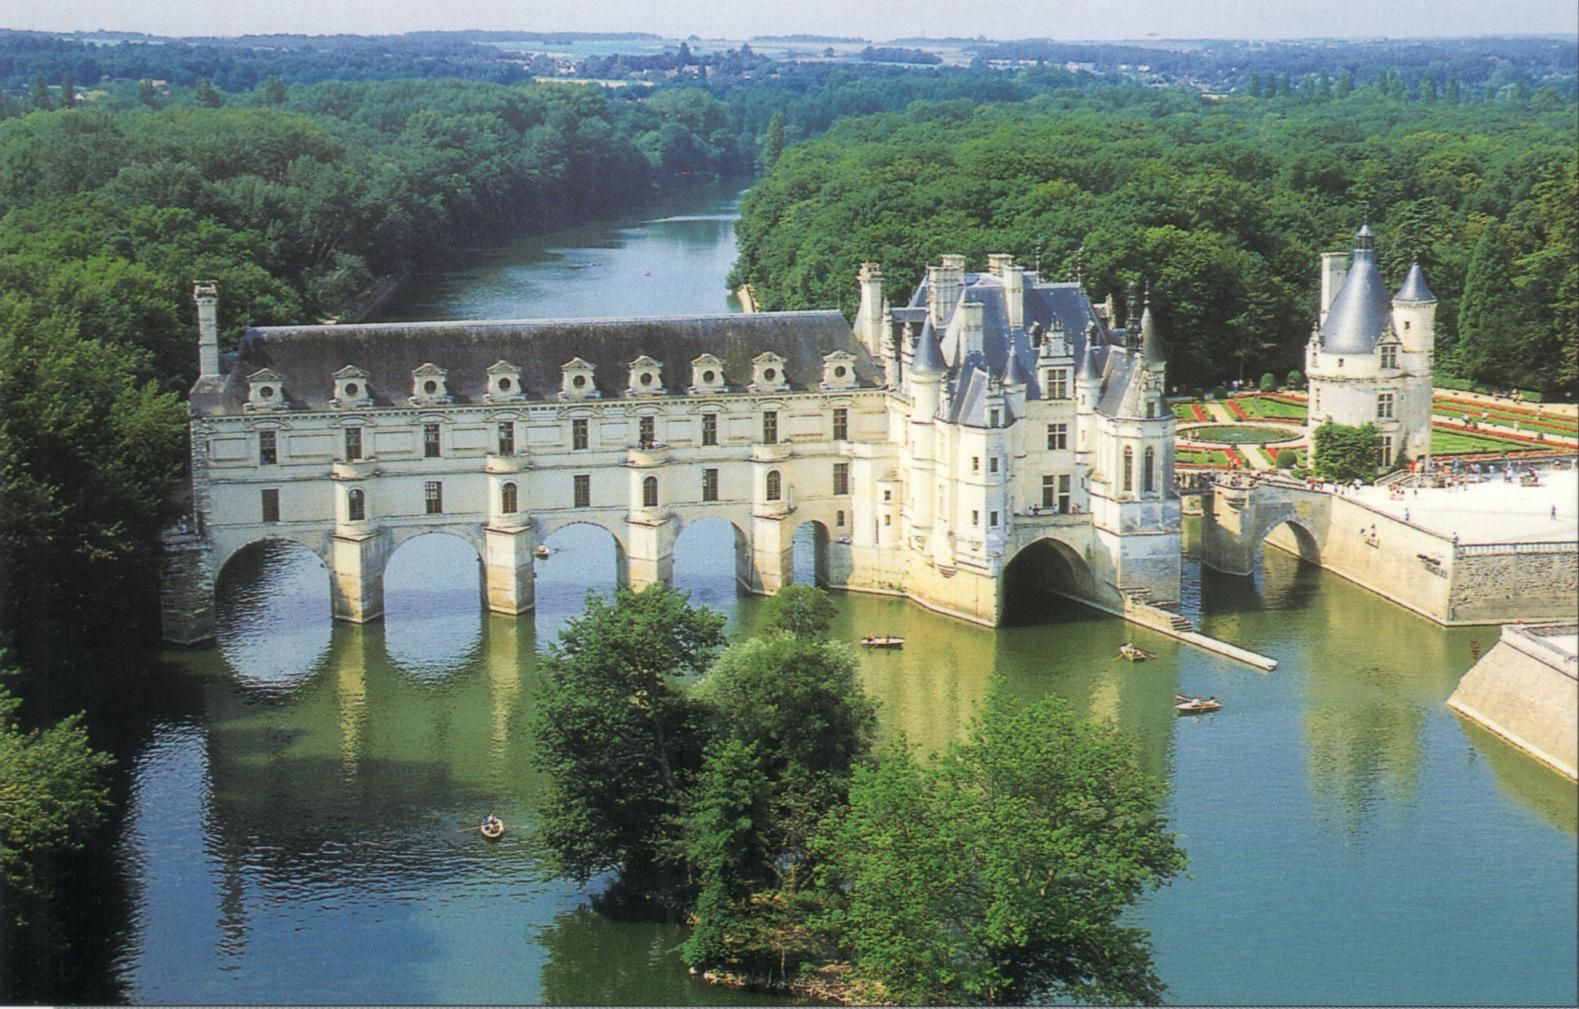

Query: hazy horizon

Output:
[4, 0, 1576, 43]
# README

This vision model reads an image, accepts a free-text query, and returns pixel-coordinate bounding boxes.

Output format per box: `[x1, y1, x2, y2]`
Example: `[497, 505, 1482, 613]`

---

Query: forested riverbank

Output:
[731, 86, 1578, 395]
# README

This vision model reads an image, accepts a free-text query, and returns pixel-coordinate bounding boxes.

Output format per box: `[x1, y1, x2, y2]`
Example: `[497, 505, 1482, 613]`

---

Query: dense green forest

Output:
[731, 86, 1578, 395]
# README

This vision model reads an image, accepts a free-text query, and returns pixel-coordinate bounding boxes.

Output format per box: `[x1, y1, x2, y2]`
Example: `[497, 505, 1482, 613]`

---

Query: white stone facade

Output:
[164, 258, 1183, 642]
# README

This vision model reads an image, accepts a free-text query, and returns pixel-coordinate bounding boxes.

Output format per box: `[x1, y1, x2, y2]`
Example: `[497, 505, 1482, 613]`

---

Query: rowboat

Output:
[1174, 694, 1221, 715]
[480, 815, 505, 840]
[534, 545, 551, 559]
[1118, 643, 1157, 661]
[861, 636, 905, 649]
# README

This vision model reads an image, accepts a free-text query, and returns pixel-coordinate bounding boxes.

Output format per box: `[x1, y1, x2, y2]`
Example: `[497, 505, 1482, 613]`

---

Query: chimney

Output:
[928, 258, 966, 328]
[194, 280, 221, 378]
[1001, 259, 1023, 330]
[959, 300, 985, 360]
[854, 261, 884, 355]
[1320, 252, 1348, 324]
[985, 253, 1013, 276]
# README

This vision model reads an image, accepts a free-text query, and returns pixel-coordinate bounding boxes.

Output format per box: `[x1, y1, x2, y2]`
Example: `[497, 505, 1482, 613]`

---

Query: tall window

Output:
[498, 421, 515, 456]
[1042, 474, 1057, 508]
[501, 481, 518, 514]
[702, 413, 718, 446]
[972, 456, 980, 473]
[990, 510, 999, 527]
[1048, 369, 1069, 399]
[642, 476, 659, 508]
[702, 468, 719, 502]
[1377, 392, 1395, 419]
[261, 488, 280, 522]
[1047, 423, 1067, 450]
[833, 407, 848, 441]
[833, 462, 850, 495]
[766, 470, 782, 501]
[347, 488, 365, 522]
[344, 427, 362, 462]
[989, 457, 999, 474]
[1122, 447, 1134, 493]
[1143, 447, 1156, 493]
[259, 430, 277, 465]
[837, 510, 845, 528]
[572, 418, 589, 451]
[573, 474, 591, 509]
[1380, 344, 1398, 370]
[423, 423, 441, 458]
[639, 415, 656, 448]
[989, 408, 1001, 428]
[424, 481, 443, 514]
[1058, 474, 1071, 513]
[762, 410, 778, 445]
[1377, 436, 1393, 468]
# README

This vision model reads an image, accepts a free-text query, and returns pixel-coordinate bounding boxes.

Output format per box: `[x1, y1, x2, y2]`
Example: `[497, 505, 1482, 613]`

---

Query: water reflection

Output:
[214, 540, 332, 692]
[383, 534, 485, 679]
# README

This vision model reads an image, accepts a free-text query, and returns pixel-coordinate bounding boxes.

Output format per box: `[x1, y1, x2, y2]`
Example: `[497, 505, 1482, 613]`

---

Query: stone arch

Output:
[1256, 515, 1322, 568]
[213, 530, 331, 582]
[212, 537, 333, 689]
[381, 530, 487, 678]
[536, 518, 629, 591]
[791, 519, 832, 588]
[672, 515, 753, 603]
[999, 535, 1100, 624]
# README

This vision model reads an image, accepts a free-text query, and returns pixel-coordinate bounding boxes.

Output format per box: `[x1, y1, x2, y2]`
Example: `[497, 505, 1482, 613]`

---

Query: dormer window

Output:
[751, 352, 788, 393]
[627, 355, 665, 397]
[409, 363, 450, 405]
[485, 360, 524, 403]
[246, 368, 288, 411]
[560, 357, 599, 400]
[332, 365, 370, 408]
[821, 350, 858, 390]
[690, 353, 726, 394]
[1379, 344, 1398, 370]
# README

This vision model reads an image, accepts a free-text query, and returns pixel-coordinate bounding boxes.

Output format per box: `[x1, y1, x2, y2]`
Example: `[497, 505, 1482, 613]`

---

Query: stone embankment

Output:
[1448, 622, 1577, 779]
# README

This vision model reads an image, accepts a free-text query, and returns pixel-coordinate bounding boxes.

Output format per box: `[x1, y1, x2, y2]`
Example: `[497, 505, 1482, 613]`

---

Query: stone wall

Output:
[1449, 546, 1579, 624]
[1448, 623, 1578, 779]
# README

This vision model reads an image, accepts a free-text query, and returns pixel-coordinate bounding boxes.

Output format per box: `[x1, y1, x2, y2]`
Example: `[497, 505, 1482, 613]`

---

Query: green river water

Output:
[56, 182, 1578, 1005]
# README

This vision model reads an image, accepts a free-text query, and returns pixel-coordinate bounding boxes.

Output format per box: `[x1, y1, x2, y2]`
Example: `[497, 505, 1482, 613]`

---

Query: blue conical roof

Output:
[1320, 247, 1391, 354]
[911, 328, 946, 375]
[1394, 260, 1436, 303]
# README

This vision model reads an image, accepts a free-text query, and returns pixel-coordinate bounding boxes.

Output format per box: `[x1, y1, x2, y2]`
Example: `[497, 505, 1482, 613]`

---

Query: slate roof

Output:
[1319, 247, 1393, 355]
[1394, 260, 1436, 303]
[196, 312, 872, 415]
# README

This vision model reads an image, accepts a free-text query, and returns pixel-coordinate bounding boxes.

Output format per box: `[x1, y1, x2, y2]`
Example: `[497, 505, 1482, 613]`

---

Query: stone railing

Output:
[1457, 541, 1578, 556]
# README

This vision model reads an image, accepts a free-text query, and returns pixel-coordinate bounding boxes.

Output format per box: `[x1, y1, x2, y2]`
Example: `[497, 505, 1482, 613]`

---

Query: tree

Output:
[813, 688, 1186, 1004]
[136, 79, 158, 107]
[532, 586, 725, 903]
[28, 75, 51, 112]
[258, 78, 287, 106]
[1259, 371, 1277, 392]
[1455, 226, 1517, 386]
[193, 78, 224, 108]
[59, 72, 75, 110]
[0, 682, 114, 924]
[1286, 369, 1304, 389]
[1312, 421, 1381, 482]
[760, 583, 836, 639]
[759, 111, 786, 171]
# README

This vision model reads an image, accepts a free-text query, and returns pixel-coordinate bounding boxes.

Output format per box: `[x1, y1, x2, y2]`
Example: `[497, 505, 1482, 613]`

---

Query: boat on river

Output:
[861, 636, 905, 649]
[480, 815, 505, 840]
[1174, 694, 1222, 715]
[1118, 643, 1157, 661]
[534, 545, 551, 559]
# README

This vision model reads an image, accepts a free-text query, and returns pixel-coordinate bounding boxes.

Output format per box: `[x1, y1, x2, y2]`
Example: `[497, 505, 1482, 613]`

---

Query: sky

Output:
[3, 0, 1576, 41]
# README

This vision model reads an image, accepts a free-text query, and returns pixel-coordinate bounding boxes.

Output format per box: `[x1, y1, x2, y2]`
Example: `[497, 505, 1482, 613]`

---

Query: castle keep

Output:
[162, 257, 1181, 643]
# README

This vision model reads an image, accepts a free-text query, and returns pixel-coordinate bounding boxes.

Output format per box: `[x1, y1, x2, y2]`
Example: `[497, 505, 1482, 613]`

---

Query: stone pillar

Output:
[160, 527, 216, 645]
[331, 529, 388, 623]
[484, 523, 536, 614]
[749, 514, 795, 594]
[625, 517, 675, 592]
[1197, 487, 1257, 577]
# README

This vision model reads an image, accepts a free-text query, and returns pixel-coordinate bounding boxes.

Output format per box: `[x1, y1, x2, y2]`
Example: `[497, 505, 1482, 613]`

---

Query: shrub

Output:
[1286, 369, 1304, 389]
[1191, 387, 1204, 401]
[1276, 449, 1297, 468]
[1209, 385, 1227, 400]
[1259, 372, 1277, 392]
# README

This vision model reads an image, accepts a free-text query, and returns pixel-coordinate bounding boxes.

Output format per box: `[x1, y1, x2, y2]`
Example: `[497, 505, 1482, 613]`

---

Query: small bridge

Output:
[1197, 477, 1332, 576]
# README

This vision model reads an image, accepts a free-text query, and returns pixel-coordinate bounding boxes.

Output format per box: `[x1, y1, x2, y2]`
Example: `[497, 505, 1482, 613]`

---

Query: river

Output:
[54, 181, 1579, 1005]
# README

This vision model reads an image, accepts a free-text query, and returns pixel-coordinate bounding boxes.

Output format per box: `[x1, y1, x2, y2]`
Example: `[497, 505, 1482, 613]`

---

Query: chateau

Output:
[1305, 225, 1438, 468]
[162, 256, 1182, 644]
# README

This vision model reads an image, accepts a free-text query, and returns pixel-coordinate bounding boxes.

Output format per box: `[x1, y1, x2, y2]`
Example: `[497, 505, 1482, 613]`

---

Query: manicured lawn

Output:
[1236, 395, 1308, 421]
[1431, 429, 1543, 455]
[1171, 402, 1198, 421]
[1186, 424, 1300, 445]
[1431, 403, 1577, 438]
[1177, 449, 1231, 466]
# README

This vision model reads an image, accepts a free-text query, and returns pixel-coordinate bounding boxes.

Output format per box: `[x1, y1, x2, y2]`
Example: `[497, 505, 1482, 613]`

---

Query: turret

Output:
[1140, 299, 1165, 373]
[1391, 259, 1437, 354]
[855, 261, 884, 357]
[195, 280, 221, 379]
[1001, 343, 1028, 414]
[909, 328, 946, 421]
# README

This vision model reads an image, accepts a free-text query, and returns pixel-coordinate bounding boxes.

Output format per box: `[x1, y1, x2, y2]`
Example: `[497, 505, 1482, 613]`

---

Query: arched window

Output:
[1143, 447, 1156, 494]
[347, 488, 365, 522]
[501, 481, 518, 514]
[1122, 446, 1134, 493]
[642, 475, 659, 508]
[766, 470, 782, 501]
